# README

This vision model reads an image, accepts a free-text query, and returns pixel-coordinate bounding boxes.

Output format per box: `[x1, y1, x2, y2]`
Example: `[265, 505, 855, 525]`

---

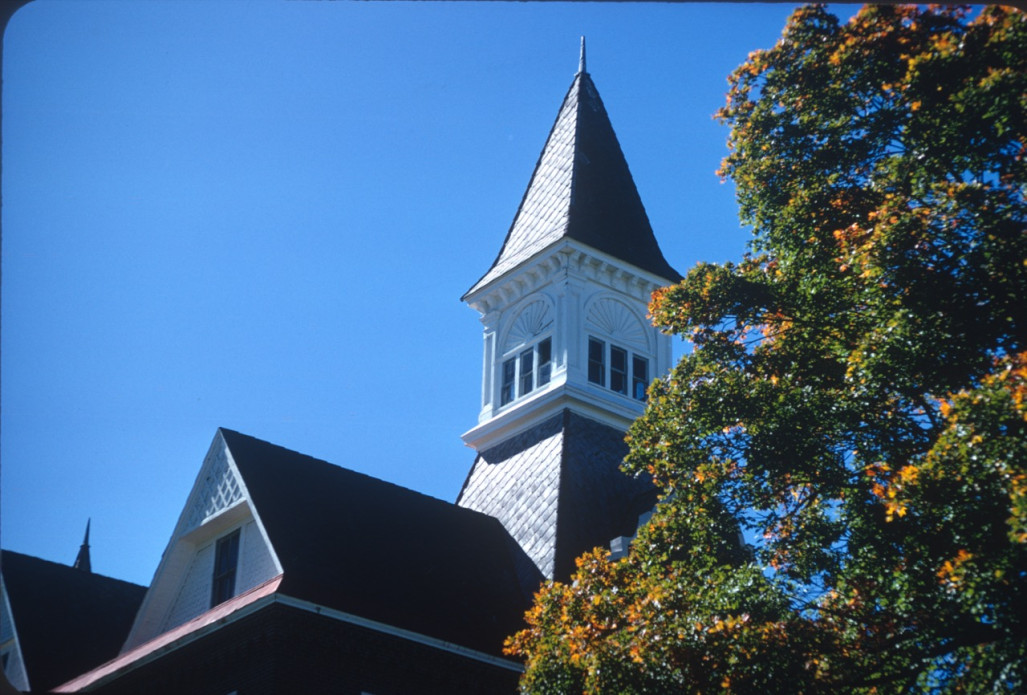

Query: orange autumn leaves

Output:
[510, 5, 1026, 693]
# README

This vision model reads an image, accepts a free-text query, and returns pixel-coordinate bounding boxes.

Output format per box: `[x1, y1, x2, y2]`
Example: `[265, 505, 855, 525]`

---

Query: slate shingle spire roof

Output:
[465, 44, 680, 297]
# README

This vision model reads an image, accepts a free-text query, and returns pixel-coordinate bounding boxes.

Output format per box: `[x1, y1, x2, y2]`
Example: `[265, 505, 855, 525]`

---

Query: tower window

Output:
[588, 336, 649, 402]
[500, 337, 552, 406]
[211, 529, 240, 607]
[519, 349, 534, 396]
[633, 355, 649, 400]
[537, 337, 552, 386]
[588, 338, 605, 386]
[501, 358, 517, 406]
[610, 346, 628, 395]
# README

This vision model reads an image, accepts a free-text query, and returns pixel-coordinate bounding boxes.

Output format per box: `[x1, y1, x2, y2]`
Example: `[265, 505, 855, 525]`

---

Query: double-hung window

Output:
[587, 336, 649, 402]
[500, 337, 552, 405]
[632, 355, 649, 400]
[588, 337, 605, 386]
[210, 529, 240, 608]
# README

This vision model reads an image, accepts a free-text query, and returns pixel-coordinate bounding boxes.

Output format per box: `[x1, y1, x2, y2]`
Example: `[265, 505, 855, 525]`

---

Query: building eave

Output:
[53, 574, 522, 692]
[464, 239, 677, 317]
[54, 575, 285, 692]
[461, 381, 643, 454]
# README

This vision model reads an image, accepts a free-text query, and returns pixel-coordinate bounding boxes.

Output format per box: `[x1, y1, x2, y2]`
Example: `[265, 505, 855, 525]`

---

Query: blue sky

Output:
[2, 1, 830, 586]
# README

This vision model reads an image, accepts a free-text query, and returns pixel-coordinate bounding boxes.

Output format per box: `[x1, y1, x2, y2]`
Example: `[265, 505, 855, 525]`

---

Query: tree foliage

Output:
[507, 5, 1027, 692]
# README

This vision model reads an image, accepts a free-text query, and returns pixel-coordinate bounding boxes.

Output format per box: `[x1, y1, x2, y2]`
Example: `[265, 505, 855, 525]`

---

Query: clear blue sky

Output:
[3, 1, 840, 586]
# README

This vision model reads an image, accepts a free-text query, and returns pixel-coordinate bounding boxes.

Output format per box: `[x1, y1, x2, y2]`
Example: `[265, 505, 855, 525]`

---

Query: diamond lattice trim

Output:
[184, 446, 242, 531]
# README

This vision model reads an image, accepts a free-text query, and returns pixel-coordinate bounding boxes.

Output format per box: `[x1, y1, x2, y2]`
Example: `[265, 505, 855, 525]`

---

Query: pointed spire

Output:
[74, 518, 92, 573]
[464, 56, 680, 297]
[578, 36, 587, 75]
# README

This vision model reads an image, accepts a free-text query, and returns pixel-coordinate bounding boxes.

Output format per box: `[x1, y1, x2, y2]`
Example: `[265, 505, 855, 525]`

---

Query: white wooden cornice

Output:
[465, 240, 672, 316]
[461, 381, 643, 453]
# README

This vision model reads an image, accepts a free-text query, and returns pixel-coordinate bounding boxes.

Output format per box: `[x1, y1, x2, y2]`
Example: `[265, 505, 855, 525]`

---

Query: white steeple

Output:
[457, 47, 679, 580]
[461, 49, 679, 455]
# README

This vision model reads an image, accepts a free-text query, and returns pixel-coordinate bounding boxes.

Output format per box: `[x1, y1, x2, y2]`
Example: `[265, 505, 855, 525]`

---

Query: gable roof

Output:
[219, 428, 533, 656]
[1, 550, 146, 692]
[55, 576, 284, 693]
[465, 67, 681, 297]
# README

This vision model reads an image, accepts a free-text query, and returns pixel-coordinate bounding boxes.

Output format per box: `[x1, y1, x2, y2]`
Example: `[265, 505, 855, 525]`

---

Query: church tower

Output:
[457, 42, 680, 582]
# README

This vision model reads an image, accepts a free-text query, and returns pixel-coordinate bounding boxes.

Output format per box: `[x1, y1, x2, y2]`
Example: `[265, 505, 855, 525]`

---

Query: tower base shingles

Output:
[458, 410, 655, 583]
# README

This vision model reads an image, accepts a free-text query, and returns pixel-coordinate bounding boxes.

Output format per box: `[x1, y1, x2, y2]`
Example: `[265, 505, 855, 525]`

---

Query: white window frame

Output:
[210, 527, 241, 608]
[499, 336, 553, 406]
[587, 335, 649, 402]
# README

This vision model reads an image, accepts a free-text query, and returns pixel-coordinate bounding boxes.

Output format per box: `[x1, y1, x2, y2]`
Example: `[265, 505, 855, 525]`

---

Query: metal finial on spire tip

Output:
[578, 36, 587, 75]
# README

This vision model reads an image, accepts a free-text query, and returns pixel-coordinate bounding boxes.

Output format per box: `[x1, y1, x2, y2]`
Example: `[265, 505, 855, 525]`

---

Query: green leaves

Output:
[512, 6, 1026, 693]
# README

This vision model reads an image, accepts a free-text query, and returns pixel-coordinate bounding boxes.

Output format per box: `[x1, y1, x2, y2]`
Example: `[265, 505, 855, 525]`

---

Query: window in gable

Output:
[500, 337, 552, 406]
[210, 529, 240, 608]
[588, 336, 649, 402]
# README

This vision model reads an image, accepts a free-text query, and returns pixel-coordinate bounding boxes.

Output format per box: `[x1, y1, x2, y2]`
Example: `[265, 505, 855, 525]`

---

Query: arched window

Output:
[585, 297, 651, 402]
[499, 299, 553, 406]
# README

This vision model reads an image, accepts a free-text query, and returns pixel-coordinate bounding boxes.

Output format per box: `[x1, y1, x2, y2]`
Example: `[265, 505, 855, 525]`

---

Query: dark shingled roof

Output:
[1, 550, 146, 692]
[466, 68, 681, 297]
[219, 428, 532, 657]
[459, 411, 656, 583]
[553, 411, 658, 580]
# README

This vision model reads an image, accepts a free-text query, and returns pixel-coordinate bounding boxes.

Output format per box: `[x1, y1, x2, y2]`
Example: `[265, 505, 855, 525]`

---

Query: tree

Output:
[506, 5, 1027, 693]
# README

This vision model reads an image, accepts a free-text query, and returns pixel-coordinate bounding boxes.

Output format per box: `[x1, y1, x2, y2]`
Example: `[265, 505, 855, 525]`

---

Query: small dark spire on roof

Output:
[578, 36, 587, 75]
[74, 519, 92, 573]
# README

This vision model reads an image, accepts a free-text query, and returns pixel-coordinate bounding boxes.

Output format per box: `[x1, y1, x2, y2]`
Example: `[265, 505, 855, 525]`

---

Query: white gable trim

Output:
[122, 430, 282, 651]
[0, 575, 31, 692]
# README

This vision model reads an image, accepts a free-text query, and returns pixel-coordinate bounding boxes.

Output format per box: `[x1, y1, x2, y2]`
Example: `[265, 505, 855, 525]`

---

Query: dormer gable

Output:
[122, 429, 282, 651]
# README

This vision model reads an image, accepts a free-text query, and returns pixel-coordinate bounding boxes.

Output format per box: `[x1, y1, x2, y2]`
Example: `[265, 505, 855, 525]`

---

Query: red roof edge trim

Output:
[53, 575, 284, 692]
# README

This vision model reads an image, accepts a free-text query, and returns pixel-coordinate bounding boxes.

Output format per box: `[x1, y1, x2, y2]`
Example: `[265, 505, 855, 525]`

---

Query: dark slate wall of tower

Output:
[458, 410, 654, 583]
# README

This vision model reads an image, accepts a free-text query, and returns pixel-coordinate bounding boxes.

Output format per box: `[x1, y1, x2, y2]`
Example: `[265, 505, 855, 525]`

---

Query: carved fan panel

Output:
[586, 298, 649, 351]
[503, 300, 553, 352]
